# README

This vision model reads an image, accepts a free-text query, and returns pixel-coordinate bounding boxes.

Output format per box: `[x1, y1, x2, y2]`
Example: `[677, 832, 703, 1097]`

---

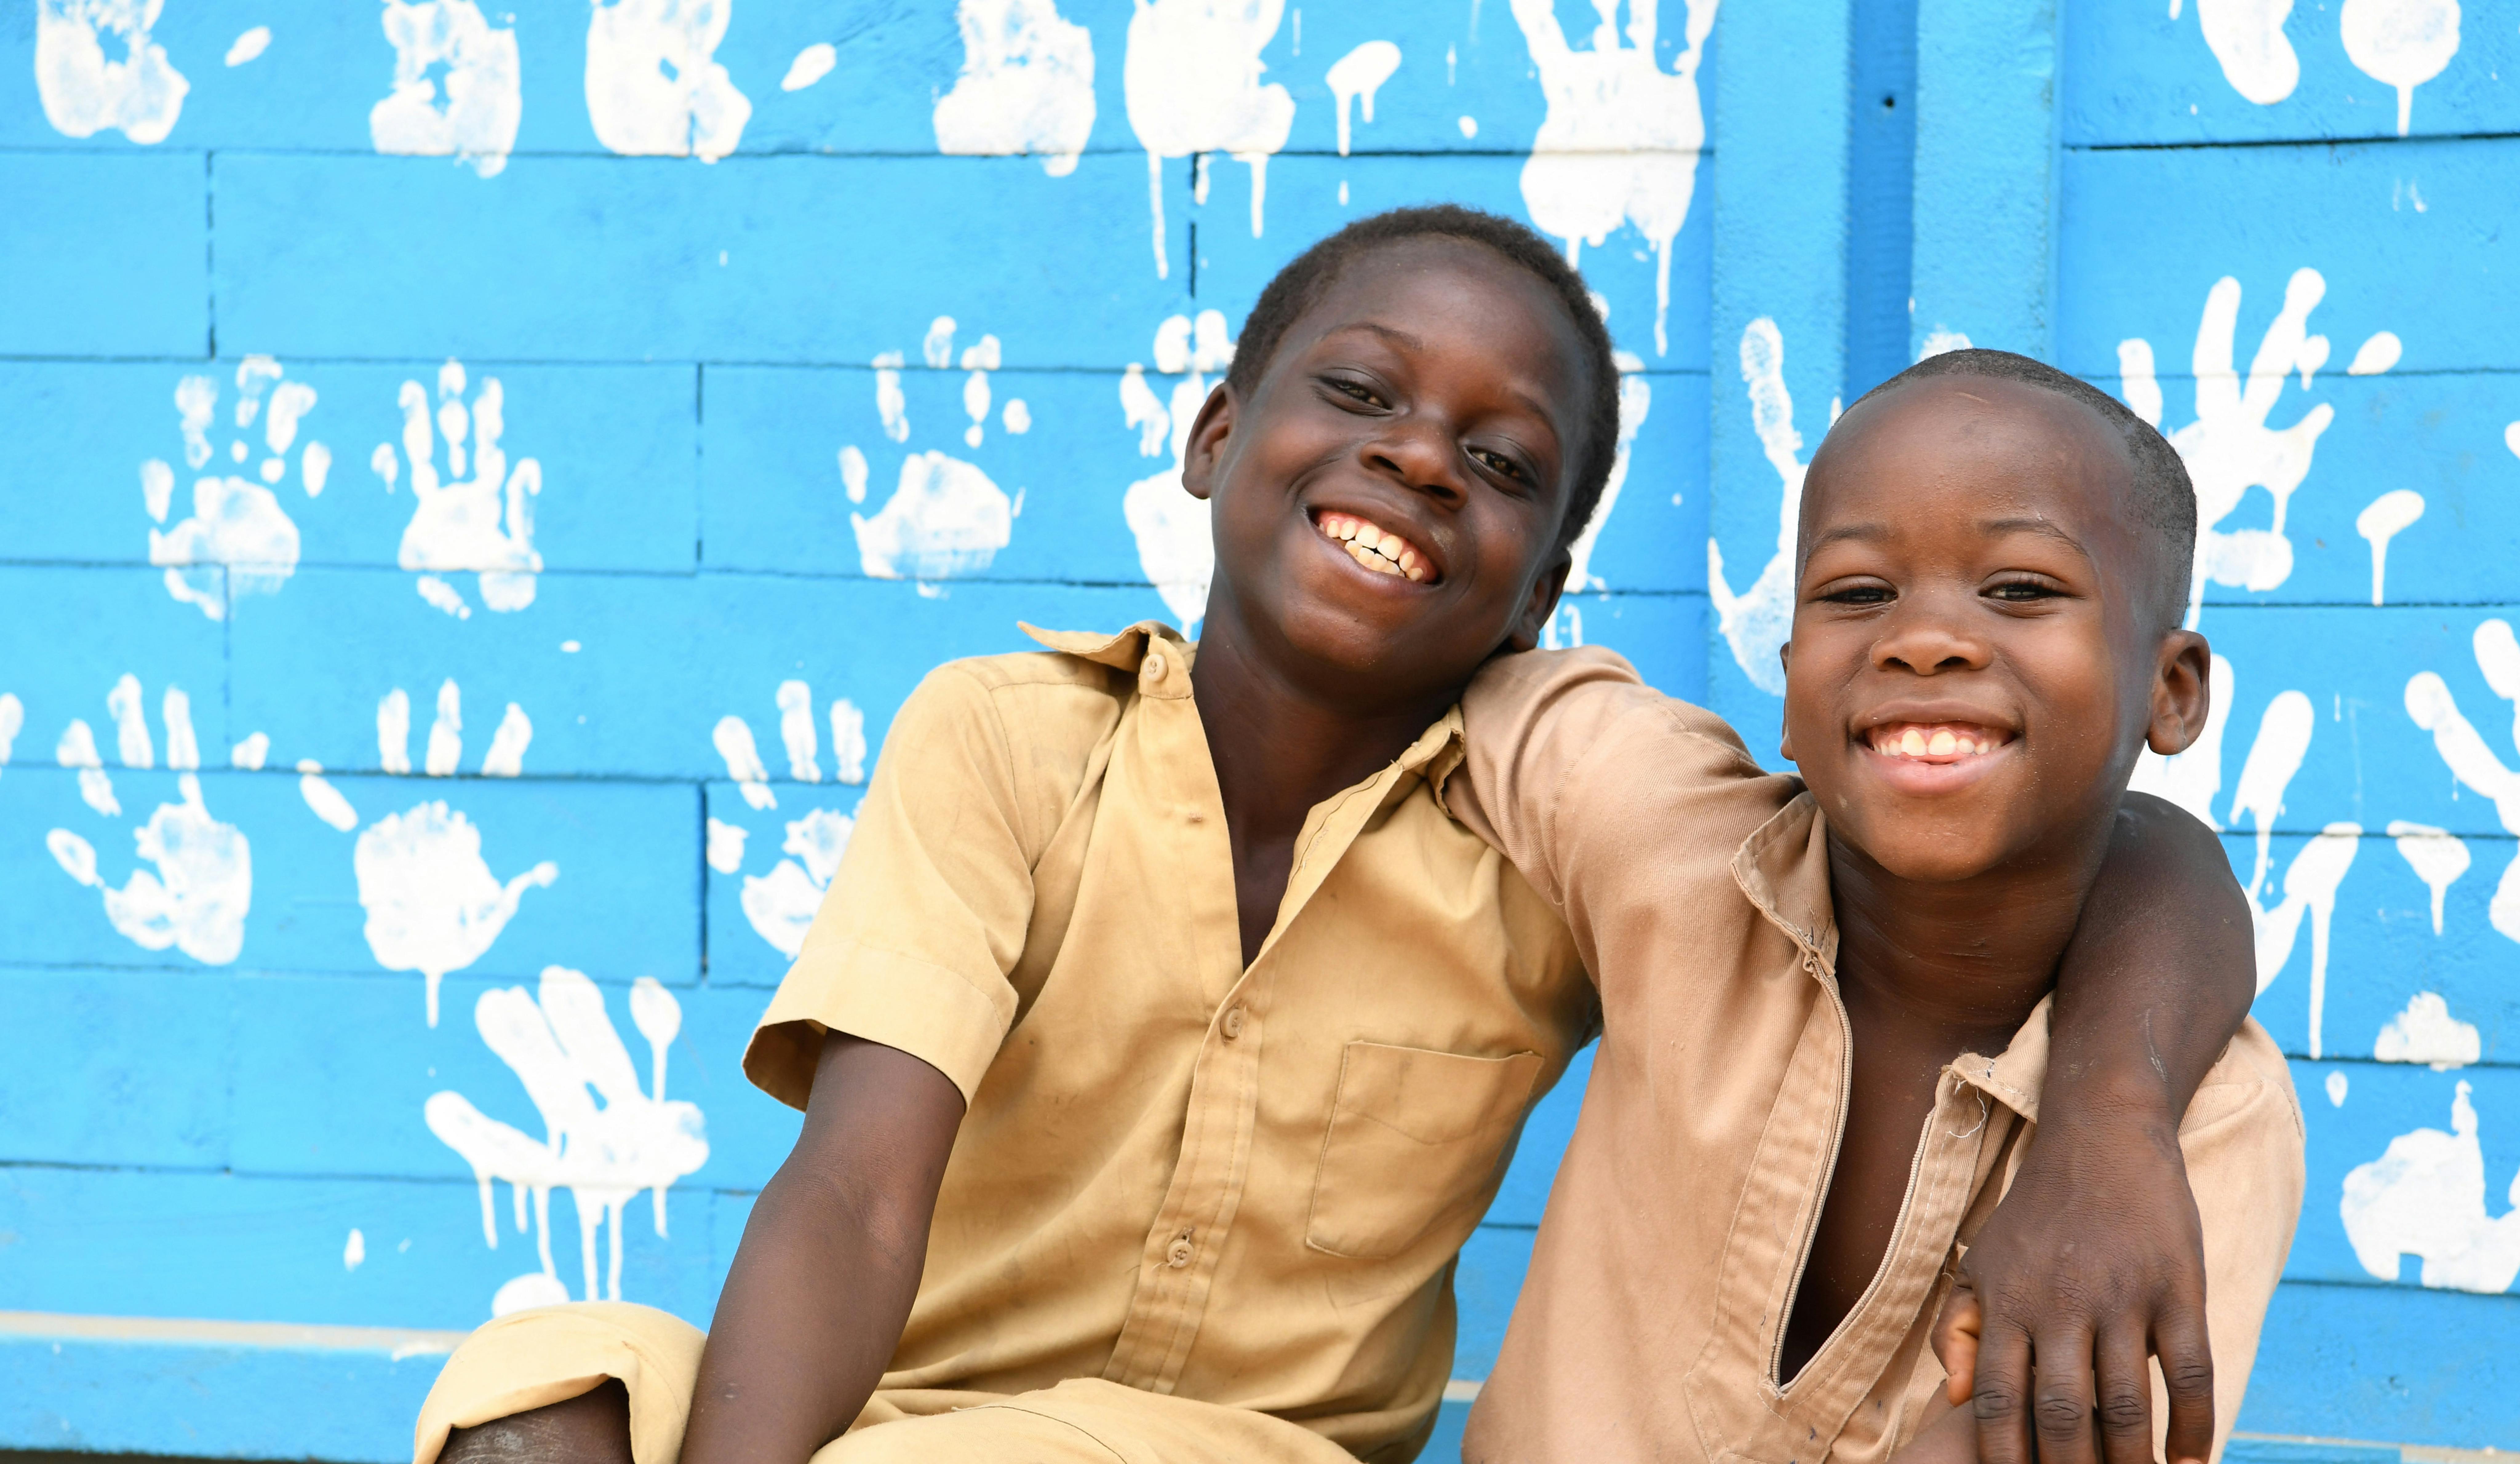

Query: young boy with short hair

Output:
[1454, 350, 2304, 1464]
[414, 221, 2262, 1464]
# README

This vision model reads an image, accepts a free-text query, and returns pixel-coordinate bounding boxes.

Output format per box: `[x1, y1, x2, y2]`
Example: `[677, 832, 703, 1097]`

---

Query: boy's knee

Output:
[440, 1378, 634, 1464]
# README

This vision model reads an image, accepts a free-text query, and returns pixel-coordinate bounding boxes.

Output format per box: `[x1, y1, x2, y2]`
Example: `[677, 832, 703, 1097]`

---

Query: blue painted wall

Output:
[1, 1, 2513, 1458]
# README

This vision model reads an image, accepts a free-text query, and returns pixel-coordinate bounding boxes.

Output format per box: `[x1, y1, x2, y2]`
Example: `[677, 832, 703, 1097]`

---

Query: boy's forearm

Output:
[682, 1034, 963, 1464]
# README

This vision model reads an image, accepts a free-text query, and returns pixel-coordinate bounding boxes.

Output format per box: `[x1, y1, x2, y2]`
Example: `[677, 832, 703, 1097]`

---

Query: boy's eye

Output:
[1821, 583, 1894, 606]
[1327, 377, 1388, 409]
[1984, 577, 2063, 603]
[1470, 446, 1529, 483]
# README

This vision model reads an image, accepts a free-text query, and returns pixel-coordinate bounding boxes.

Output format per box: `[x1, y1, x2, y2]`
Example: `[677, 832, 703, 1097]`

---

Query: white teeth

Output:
[1928, 730, 1956, 756]
[1900, 729, 1926, 756]
[1318, 512, 1431, 583]
[1874, 725, 2003, 759]
[1355, 523, 1382, 551]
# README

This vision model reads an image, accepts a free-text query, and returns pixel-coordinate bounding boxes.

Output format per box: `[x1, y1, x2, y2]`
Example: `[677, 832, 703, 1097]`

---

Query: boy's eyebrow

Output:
[1978, 516, 2094, 560]
[1324, 320, 1564, 441]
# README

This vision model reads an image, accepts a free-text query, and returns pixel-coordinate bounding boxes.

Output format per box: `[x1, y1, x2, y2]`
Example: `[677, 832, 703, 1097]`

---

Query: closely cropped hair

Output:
[1855, 348, 2198, 629]
[1225, 204, 1622, 553]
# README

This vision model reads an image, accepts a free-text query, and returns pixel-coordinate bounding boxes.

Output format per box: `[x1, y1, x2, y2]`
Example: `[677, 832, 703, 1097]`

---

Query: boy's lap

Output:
[823, 1379, 1358, 1464]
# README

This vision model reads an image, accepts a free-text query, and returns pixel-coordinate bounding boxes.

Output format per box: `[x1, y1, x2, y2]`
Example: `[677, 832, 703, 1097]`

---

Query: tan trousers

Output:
[413, 1302, 1364, 1464]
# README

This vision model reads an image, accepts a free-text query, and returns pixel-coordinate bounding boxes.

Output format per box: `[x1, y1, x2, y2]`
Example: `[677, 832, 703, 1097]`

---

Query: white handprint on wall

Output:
[1511, 0, 1716, 358]
[1118, 310, 1234, 633]
[1709, 318, 1832, 696]
[585, 0, 752, 161]
[144, 358, 332, 622]
[2404, 618, 2520, 947]
[369, 0, 524, 178]
[34, 0, 188, 143]
[369, 360, 543, 618]
[933, 0, 1096, 177]
[2341, 1080, 2520, 1295]
[2187, 0, 2302, 105]
[427, 967, 708, 1315]
[46, 677, 251, 965]
[300, 679, 553, 1025]
[2118, 269, 2398, 629]
[844, 320, 1019, 585]
[710, 683, 864, 955]
[1123, 0, 1295, 274]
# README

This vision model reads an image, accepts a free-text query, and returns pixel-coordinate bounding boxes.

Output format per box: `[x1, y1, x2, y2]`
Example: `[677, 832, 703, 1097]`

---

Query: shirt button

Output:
[1143, 653, 1168, 681]
[1166, 1235, 1194, 1268]
[1221, 1006, 1246, 1040]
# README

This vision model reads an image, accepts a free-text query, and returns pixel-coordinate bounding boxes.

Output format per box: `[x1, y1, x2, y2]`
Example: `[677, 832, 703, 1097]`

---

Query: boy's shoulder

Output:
[1464, 646, 1771, 774]
[891, 622, 1177, 785]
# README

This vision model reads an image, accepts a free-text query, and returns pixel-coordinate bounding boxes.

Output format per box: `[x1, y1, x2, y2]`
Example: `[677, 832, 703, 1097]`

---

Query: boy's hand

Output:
[1933, 1104, 2213, 1464]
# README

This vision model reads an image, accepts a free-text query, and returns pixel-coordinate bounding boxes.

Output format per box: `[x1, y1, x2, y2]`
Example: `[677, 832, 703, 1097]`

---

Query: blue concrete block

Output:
[1489, 1040, 1594, 1229]
[2066, 2, 2520, 147]
[2238, 1279, 2520, 1446]
[1424, 1396, 1472, 1464]
[0, 153, 205, 357]
[2061, 140, 2520, 378]
[1453, 1222, 1536, 1383]
[0, 965, 233, 1171]
[1553, 589, 1708, 707]
[0, 358, 697, 575]
[0, 566, 227, 757]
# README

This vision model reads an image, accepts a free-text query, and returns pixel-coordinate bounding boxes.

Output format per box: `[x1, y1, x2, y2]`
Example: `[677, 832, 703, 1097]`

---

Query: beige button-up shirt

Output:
[1450, 648, 2305, 1464]
[744, 623, 1593, 1461]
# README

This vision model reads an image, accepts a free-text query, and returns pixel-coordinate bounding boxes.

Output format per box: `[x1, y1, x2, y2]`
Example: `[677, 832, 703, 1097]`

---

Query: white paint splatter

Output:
[704, 816, 747, 873]
[585, 0, 751, 161]
[1120, 312, 1234, 631]
[2252, 822, 2360, 1057]
[853, 451, 1013, 582]
[1458, 114, 1477, 138]
[934, 0, 1096, 177]
[959, 334, 1001, 448]
[2388, 819, 2470, 934]
[35, 0, 188, 143]
[2118, 270, 2343, 629]
[712, 716, 775, 811]
[371, 0, 522, 178]
[2130, 654, 2239, 828]
[2405, 620, 2520, 946]
[1709, 318, 1822, 695]
[1002, 399, 1031, 434]
[2342, 0, 2461, 135]
[229, 732, 270, 771]
[344, 1228, 367, 1270]
[426, 968, 707, 1311]
[738, 807, 854, 958]
[355, 802, 559, 1025]
[2375, 991, 2481, 1070]
[1511, 0, 1715, 357]
[2327, 1069, 2350, 1106]
[2356, 488, 2425, 605]
[377, 361, 543, 617]
[225, 26, 270, 66]
[0, 695, 22, 780]
[2231, 688, 2316, 900]
[2341, 1080, 2520, 1293]
[828, 700, 865, 784]
[780, 42, 834, 91]
[2194, 0, 2301, 104]
[2506, 422, 2520, 462]
[1123, 0, 1296, 274]
[1325, 40, 1399, 157]
[299, 759, 360, 832]
[2348, 331, 2404, 374]
[481, 703, 532, 777]
[1917, 327, 1973, 360]
[48, 763, 251, 966]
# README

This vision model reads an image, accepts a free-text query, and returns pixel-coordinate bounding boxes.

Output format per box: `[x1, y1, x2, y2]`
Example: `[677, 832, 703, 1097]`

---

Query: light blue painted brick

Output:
[2061, 140, 2520, 378]
[1489, 1040, 1594, 1229]
[0, 566, 227, 755]
[2239, 1279, 2520, 1445]
[1452, 1223, 1536, 1383]
[0, 965, 233, 1170]
[1553, 590, 1709, 706]
[0, 153, 205, 358]
[2065, 4, 2520, 147]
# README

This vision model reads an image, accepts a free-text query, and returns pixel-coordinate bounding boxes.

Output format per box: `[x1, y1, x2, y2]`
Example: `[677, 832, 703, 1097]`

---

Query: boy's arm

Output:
[683, 1032, 964, 1464]
[1943, 792, 2256, 1464]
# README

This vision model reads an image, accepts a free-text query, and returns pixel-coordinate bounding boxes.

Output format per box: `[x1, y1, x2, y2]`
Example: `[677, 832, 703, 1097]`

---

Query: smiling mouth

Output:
[1865, 721, 2014, 763]
[1315, 510, 1435, 584]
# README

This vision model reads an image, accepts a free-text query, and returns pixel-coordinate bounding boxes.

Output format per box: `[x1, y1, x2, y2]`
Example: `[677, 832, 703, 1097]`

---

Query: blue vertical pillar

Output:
[1910, 0, 2063, 360]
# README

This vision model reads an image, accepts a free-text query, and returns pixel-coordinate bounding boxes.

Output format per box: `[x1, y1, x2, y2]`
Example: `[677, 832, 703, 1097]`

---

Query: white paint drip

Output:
[378, 362, 543, 616]
[1511, 0, 1715, 357]
[585, 0, 751, 160]
[48, 765, 251, 967]
[2130, 653, 2239, 827]
[371, 0, 523, 178]
[854, 451, 1014, 582]
[2375, 991, 2481, 1070]
[344, 1228, 367, 1270]
[1545, 351, 1654, 647]
[1709, 318, 1817, 696]
[1120, 312, 1234, 631]
[2253, 822, 2361, 1057]
[934, 0, 1096, 177]
[781, 42, 835, 91]
[2348, 331, 2404, 374]
[2231, 688, 2316, 899]
[1123, 0, 1296, 274]
[35, 0, 188, 143]
[2327, 1070, 2350, 1106]
[426, 968, 707, 1312]
[704, 816, 747, 873]
[2119, 270, 2350, 629]
[2342, 0, 2461, 135]
[2356, 488, 2425, 605]
[0, 695, 21, 779]
[2340, 1080, 2520, 1293]
[2406, 619, 2520, 946]
[738, 807, 854, 958]
[226, 27, 270, 66]
[1326, 40, 1400, 156]
[355, 802, 559, 1025]
[2194, 0, 2302, 104]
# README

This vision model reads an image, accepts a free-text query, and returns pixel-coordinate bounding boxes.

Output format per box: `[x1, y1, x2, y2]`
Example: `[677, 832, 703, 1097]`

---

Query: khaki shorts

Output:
[413, 1302, 1361, 1464]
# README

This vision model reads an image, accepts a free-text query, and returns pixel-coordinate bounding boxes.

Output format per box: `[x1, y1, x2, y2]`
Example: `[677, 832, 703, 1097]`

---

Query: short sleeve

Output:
[743, 665, 1037, 1109]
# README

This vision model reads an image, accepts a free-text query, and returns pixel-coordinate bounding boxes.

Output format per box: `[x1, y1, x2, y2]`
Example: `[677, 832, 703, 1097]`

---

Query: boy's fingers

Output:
[2155, 1305, 2218, 1464]
[2093, 1325, 2157, 1464]
[2029, 1323, 2104, 1464]
[1968, 1319, 2038, 1464]
[1932, 1287, 1984, 1405]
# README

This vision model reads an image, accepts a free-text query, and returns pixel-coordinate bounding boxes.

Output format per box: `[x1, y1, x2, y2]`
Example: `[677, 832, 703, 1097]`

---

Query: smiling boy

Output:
[1455, 350, 2303, 1464]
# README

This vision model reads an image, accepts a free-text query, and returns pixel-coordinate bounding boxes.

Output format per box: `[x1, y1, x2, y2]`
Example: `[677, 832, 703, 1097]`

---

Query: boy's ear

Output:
[1502, 547, 1573, 654]
[1776, 642, 1796, 762]
[1179, 384, 1238, 501]
[2145, 630, 2214, 756]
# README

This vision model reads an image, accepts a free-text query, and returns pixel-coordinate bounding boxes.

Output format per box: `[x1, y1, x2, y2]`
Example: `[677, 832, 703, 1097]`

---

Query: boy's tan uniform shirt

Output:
[1449, 648, 2306, 1464]
[415, 623, 1593, 1464]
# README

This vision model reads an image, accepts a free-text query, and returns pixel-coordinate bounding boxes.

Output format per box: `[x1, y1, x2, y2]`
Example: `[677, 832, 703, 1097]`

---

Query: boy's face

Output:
[1779, 376, 2208, 883]
[1181, 237, 1588, 702]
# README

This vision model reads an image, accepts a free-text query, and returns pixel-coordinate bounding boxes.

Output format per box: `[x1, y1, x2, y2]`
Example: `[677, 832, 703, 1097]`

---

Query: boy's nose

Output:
[1872, 603, 1991, 676]
[1363, 421, 1467, 504]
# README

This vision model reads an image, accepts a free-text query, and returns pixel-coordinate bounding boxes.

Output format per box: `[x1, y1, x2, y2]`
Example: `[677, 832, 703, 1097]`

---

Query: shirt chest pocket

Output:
[1305, 1041, 1544, 1260]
